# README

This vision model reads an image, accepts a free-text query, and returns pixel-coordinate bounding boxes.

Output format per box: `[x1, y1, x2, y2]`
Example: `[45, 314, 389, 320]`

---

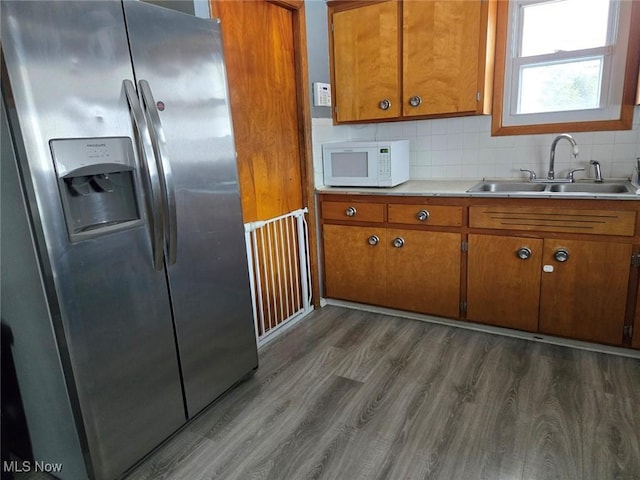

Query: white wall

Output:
[312, 110, 640, 186]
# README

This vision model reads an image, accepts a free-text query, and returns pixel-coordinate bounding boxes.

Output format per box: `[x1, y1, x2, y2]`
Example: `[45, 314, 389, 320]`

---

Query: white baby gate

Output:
[244, 208, 312, 345]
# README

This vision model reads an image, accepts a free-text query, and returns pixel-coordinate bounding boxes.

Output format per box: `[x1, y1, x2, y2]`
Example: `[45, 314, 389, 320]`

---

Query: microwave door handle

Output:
[138, 80, 177, 265]
[123, 79, 164, 271]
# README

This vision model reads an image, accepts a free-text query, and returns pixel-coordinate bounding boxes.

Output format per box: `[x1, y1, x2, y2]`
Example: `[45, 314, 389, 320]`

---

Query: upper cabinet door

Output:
[331, 1, 400, 122]
[402, 1, 482, 117]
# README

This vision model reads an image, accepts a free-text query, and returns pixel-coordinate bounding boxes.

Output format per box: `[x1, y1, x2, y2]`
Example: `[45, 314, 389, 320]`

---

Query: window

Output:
[492, 0, 640, 135]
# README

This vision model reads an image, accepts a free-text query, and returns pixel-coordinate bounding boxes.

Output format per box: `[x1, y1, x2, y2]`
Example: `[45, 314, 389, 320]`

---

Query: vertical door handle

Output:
[123, 79, 164, 271]
[138, 80, 177, 265]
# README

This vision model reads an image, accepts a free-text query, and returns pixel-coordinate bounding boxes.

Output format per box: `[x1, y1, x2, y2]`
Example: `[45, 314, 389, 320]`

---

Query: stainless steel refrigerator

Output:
[1, 1, 258, 479]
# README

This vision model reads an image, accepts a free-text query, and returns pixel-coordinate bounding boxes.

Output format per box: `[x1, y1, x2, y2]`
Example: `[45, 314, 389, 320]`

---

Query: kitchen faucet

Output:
[548, 134, 579, 180]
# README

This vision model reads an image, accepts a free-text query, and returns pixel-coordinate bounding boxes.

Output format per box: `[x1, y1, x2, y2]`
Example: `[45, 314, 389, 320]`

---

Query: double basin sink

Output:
[467, 180, 638, 196]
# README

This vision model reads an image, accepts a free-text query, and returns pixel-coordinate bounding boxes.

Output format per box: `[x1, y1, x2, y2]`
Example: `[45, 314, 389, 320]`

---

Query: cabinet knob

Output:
[516, 247, 532, 260]
[379, 99, 391, 111]
[392, 237, 405, 248]
[345, 206, 357, 217]
[409, 95, 422, 107]
[554, 248, 569, 262]
[367, 235, 379, 246]
[417, 209, 430, 222]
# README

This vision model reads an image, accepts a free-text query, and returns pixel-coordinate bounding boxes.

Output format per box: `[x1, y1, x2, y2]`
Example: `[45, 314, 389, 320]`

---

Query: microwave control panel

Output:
[378, 148, 391, 178]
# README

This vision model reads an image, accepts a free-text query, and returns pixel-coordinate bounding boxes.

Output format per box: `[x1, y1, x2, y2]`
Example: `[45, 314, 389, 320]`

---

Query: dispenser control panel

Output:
[50, 137, 142, 241]
[50, 137, 135, 177]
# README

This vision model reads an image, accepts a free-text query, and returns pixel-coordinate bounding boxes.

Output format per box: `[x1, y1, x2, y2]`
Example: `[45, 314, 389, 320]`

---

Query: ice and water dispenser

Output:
[50, 137, 142, 241]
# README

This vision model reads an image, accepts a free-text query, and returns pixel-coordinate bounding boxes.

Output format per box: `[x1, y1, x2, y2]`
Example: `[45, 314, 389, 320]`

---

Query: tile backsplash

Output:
[312, 107, 640, 187]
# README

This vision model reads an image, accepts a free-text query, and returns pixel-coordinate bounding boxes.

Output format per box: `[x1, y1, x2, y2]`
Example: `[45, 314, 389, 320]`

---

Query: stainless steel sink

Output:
[467, 182, 547, 192]
[547, 182, 636, 194]
[467, 180, 638, 196]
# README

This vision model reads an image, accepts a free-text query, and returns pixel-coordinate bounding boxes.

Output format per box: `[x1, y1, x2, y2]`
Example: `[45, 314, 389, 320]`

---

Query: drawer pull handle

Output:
[345, 206, 357, 217]
[368, 235, 379, 246]
[517, 247, 532, 260]
[417, 209, 430, 222]
[392, 237, 405, 248]
[554, 248, 569, 262]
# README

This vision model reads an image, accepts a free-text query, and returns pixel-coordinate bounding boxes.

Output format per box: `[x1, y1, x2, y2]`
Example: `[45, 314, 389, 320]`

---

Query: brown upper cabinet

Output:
[327, 0, 497, 124]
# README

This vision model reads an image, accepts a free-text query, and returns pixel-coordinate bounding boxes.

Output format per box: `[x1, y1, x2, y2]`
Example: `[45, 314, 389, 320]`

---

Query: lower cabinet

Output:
[323, 224, 461, 318]
[539, 238, 631, 345]
[385, 229, 461, 318]
[466, 234, 542, 332]
[323, 224, 386, 305]
[320, 194, 640, 349]
[467, 234, 632, 345]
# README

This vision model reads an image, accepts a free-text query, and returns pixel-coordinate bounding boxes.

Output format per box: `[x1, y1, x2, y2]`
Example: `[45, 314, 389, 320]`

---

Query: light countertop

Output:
[317, 180, 476, 196]
[316, 179, 640, 201]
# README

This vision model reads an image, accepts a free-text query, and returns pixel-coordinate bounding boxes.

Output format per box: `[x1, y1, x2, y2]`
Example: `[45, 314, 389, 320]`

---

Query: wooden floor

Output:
[125, 305, 640, 480]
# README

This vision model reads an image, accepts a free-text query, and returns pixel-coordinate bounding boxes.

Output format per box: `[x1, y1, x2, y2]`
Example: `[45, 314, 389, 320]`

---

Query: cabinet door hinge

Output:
[331, 23, 334, 33]
[476, 91, 481, 102]
[632, 253, 640, 267]
[623, 324, 633, 340]
[461, 241, 468, 252]
[460, 300, 467, 316]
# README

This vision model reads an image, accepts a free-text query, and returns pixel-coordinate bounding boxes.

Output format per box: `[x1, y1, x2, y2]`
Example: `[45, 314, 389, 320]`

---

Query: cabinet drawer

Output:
[388, 204, 462, 227]
[469, 206, 636, 236]
[322, 201, 385, 223]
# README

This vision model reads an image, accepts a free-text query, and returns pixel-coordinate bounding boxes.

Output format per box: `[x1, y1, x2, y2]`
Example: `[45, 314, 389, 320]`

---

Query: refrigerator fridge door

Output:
[1, 2, 186, 479]
[124, 0, 259, 417]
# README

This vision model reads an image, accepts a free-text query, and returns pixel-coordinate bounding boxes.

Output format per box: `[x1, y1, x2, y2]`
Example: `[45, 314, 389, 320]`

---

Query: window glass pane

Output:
[521, 0, 610, 57]
[518, 58, 603, 114]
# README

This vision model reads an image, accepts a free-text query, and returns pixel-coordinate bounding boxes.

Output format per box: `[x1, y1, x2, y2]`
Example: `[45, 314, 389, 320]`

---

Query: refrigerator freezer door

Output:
[124, 1, 258, 417]
[1, 2, 186, 479]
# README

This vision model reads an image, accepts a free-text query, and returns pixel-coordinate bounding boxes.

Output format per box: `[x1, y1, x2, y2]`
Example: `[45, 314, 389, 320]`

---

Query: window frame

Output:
[492, 0, 640, 136]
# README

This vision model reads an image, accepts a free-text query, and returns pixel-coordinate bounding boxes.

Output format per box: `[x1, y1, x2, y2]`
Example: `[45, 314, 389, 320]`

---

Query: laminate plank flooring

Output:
[13, 306, 638, 479]
[122, 306, 640, 480]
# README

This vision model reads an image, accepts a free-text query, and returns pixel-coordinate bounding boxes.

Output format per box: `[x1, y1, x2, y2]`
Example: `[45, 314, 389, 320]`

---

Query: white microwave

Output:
[322, 140, 410, 187]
